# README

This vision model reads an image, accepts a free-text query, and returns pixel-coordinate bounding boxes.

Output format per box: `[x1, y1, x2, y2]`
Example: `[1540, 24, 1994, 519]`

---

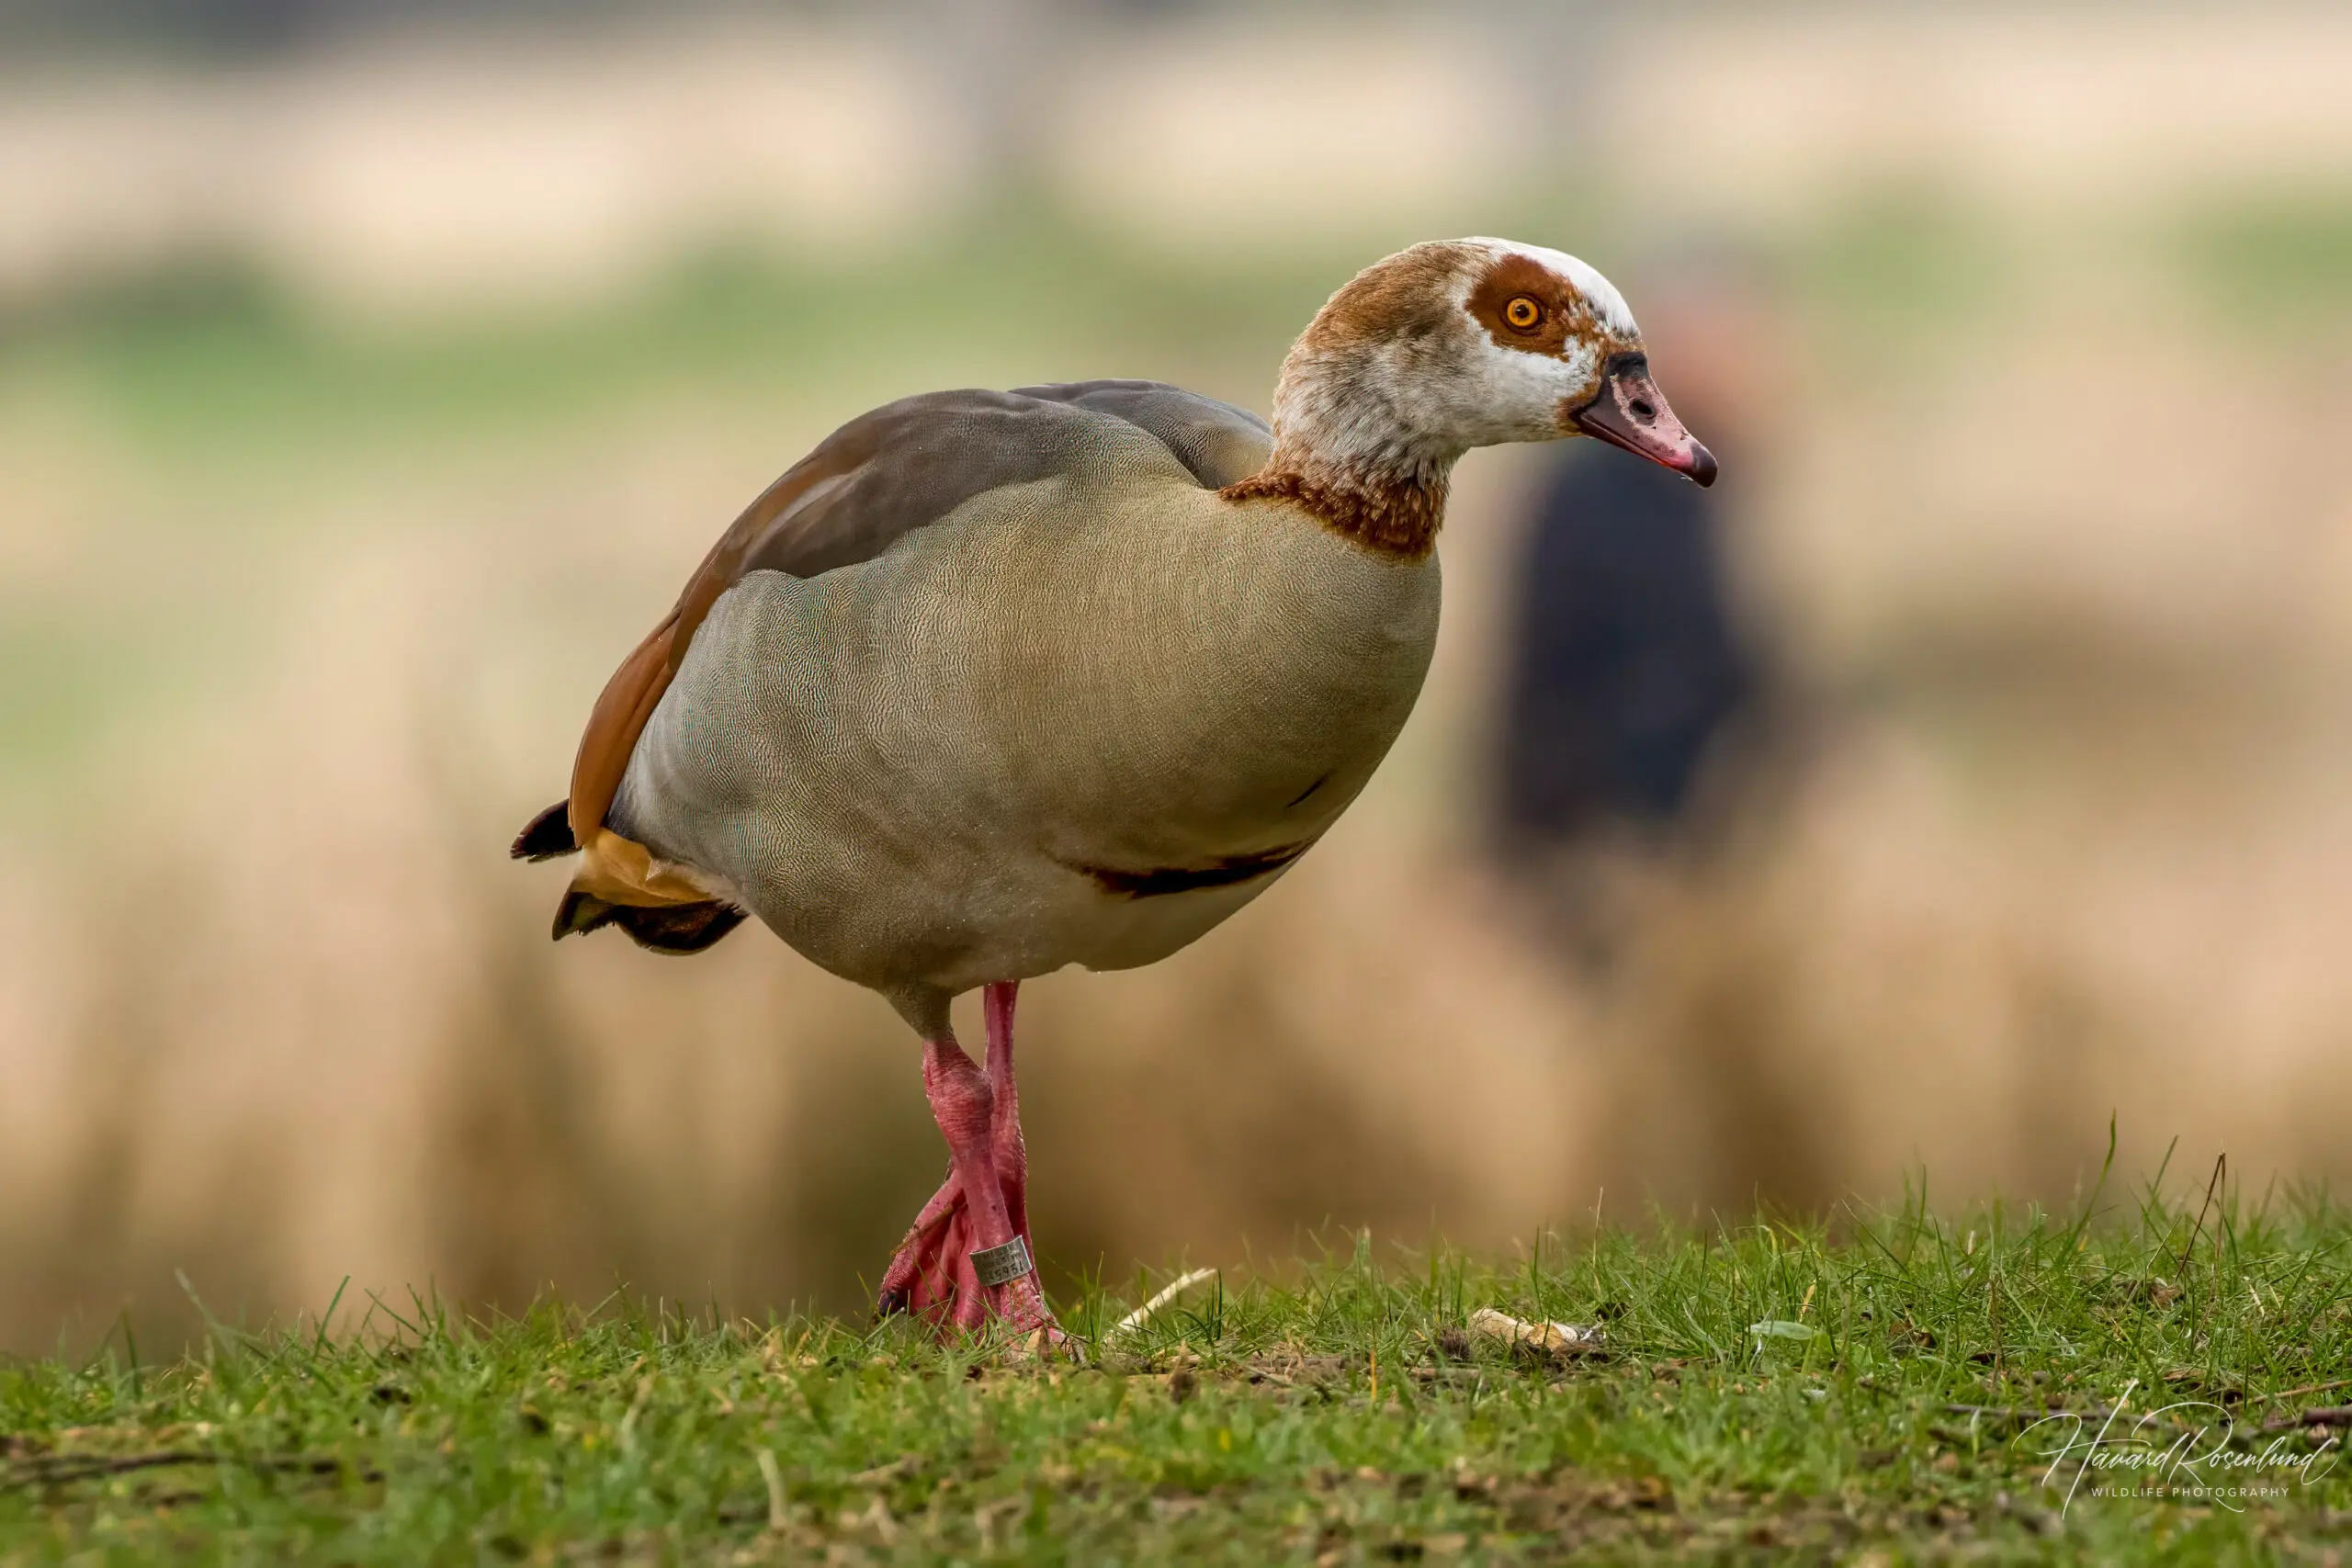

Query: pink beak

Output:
[1569, 353, 1717, 487]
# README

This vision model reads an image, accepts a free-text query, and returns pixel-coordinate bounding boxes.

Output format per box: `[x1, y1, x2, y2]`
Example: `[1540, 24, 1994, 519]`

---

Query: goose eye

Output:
[1504, 296, 1543, 332]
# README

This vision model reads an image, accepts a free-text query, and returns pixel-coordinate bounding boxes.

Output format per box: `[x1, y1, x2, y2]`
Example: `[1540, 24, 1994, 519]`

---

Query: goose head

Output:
[1267, 237, 1717, 492]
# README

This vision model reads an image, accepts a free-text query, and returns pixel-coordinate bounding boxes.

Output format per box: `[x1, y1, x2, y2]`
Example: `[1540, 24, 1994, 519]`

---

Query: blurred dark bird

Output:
[1493, 443, 1755, 852]
[513, 239, 1714, 1348]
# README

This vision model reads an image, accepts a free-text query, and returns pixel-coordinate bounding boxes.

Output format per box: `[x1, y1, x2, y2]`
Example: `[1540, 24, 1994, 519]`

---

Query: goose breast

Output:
[609, 395, 1440, 1000]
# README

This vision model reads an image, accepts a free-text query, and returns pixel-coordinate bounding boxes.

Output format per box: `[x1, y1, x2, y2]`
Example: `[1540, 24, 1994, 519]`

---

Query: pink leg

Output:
[983, 981, 1030, 1247]
[878, 985, 1032, 1313]
[875, 983, 1057, 1342]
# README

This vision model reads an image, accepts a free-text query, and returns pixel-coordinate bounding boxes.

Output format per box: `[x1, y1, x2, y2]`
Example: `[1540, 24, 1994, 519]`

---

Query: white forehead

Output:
[1464, 236, 1638, 338]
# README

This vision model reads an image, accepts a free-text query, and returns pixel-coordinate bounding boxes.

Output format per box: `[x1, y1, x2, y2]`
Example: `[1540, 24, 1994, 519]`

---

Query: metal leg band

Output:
[969, 1236, 1034, 1288]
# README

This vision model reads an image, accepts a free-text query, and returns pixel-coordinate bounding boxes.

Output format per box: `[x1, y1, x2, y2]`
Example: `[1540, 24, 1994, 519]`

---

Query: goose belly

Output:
[616, 486, 1442, 994]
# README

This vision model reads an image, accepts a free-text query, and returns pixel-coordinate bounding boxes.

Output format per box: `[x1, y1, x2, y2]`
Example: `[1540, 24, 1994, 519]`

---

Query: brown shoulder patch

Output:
[1464, 251, 1586, 358]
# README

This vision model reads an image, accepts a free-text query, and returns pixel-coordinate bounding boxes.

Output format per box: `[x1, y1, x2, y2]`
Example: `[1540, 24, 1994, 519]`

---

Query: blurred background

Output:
[3, 0, 2349, 1353]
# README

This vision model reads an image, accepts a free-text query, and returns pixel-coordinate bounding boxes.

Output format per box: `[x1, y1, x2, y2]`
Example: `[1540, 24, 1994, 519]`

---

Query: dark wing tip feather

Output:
[512, 800, 579, 862]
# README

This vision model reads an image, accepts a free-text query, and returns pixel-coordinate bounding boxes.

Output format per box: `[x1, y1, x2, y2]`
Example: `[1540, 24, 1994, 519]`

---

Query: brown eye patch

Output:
[1466, 252, 1579, 356]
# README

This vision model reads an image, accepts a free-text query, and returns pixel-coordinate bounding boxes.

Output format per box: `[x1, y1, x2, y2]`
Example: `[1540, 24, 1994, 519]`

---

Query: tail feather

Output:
[553, 886, 617, 939]
[610, 900, 749, 954]
[553, 888, 746, 955]
[521, 798, 744, 956]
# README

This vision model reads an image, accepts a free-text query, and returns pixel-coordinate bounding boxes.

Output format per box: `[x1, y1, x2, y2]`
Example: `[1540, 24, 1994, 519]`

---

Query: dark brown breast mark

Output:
[1075, 839, 1318, 897]
[1285, 771, 1332, 808]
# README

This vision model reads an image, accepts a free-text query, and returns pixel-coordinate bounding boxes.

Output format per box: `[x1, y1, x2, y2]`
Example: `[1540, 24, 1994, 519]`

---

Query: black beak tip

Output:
[1689, 443, 1719, 489]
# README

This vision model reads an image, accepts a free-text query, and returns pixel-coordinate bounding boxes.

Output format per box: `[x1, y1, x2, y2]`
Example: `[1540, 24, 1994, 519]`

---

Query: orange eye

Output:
[1504, 296, 1543, 331]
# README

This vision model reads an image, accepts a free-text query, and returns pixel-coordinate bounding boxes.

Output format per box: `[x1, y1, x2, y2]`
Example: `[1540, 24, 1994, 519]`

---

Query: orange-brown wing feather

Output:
[560, 383, 1270, 846]
[566, 611, 678, 847]
[563, 438, 874, 845]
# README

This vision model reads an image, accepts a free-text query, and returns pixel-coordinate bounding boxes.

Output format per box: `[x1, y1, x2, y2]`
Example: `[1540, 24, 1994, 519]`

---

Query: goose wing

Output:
[553, 383, 1269, 852]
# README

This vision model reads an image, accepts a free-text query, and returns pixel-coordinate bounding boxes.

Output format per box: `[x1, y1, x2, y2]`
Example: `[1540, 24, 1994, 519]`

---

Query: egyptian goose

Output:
[513, 238, 1714, 1343]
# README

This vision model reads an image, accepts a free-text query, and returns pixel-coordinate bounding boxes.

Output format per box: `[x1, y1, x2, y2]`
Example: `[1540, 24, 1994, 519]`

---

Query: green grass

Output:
[2176, 193, 2352, 330]
[8, 186, 2346, 489]
[6, 1175, 2351, 1564]
[0, 214, 1356, 483]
